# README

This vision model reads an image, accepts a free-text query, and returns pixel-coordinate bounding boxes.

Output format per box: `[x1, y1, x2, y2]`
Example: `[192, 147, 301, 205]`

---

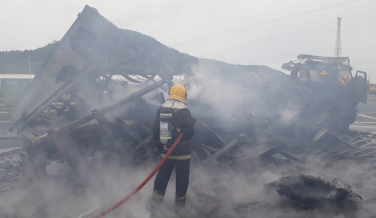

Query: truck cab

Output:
[282, 54, 369, 131]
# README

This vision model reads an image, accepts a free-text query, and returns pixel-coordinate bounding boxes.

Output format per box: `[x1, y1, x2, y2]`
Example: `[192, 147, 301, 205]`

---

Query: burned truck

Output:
[282, 55, 369, 131]
[7, 5, 376, 177]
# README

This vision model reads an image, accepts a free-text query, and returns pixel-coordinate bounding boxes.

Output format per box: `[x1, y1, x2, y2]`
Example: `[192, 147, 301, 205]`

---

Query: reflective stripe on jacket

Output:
[161, 153, 192, 160]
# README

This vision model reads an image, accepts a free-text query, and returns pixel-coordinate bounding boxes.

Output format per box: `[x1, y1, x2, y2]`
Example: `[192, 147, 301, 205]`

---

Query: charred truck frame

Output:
[282, 54, 369, 131]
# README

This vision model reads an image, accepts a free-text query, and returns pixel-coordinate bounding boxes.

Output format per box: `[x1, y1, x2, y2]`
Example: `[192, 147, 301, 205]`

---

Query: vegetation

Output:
[0, 29, 280, 77]
[0, 29, 282, 103]
[0, 42, 57, 74]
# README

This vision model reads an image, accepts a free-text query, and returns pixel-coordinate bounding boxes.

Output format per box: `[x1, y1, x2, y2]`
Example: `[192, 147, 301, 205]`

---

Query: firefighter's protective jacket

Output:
[153, 99, 196, 159]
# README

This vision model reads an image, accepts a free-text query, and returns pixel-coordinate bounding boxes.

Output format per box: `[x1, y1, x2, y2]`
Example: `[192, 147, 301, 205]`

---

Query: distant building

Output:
[0, 74, 185, 87]
[0, 74, 35, 87]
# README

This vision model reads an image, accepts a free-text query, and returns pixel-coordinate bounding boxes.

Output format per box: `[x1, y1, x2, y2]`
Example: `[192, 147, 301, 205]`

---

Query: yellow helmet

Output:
[169, 84, 186, 102]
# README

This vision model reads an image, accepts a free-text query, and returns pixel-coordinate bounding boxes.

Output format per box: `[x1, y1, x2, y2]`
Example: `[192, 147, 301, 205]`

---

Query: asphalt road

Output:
[350, 94, 376, 133]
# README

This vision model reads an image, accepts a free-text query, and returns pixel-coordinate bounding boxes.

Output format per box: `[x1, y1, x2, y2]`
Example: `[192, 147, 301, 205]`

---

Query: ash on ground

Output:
[1, 147, 376, 218]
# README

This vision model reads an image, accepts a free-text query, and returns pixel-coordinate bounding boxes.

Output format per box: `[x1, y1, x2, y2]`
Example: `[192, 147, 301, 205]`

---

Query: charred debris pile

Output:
[5, 5, 376, 173]
[1, 5, 374, 207]
[265, 174, 363, 217]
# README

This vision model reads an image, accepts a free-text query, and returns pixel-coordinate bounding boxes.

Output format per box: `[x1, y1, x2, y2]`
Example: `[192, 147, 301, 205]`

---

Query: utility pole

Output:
[28, 54, 30, 74]
[29, 53, 32, 83]
[335, 17, 342, 57]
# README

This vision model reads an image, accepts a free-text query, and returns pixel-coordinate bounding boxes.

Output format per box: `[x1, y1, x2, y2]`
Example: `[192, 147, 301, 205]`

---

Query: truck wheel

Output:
[338, 122, 350, 132]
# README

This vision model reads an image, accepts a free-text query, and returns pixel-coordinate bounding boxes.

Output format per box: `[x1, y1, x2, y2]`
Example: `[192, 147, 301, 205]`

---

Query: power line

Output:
[171, 0, 358, 47]
[125, 0, 202, 27]
[115, 0, 191, 24]
[118, 0, 202, 26]
[114, 0, 176, 23]
[115, 0, 200, 26]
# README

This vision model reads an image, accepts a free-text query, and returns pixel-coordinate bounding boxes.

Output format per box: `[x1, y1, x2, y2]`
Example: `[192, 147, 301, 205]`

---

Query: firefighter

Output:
[151, 84, 196, 207]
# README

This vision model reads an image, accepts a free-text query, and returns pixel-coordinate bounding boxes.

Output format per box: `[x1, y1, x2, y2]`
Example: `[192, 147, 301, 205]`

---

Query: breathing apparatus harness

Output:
[159, 97, 187, 151]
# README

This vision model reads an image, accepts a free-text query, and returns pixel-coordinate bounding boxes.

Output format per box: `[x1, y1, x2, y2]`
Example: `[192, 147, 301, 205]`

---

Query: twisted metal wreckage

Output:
[6, 6, 376, 175]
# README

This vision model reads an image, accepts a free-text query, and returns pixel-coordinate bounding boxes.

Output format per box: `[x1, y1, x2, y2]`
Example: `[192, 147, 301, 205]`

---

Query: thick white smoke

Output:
[2, 144, 376, 218]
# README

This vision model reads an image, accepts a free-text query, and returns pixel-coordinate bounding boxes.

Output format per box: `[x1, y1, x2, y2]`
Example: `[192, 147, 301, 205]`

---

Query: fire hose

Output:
[89, 133, 184, 218]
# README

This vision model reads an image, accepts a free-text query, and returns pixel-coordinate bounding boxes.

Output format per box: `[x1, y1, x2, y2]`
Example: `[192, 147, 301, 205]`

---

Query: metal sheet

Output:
[10, 5, 130, 126]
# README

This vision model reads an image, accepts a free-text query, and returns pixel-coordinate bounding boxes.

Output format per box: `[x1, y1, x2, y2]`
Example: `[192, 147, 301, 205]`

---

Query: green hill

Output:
[0, 43, 57, 74]
[0, 29, 282, 78]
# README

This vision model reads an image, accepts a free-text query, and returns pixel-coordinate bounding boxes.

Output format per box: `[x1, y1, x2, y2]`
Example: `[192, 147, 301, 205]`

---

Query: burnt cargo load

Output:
[8, 5, 176, 172]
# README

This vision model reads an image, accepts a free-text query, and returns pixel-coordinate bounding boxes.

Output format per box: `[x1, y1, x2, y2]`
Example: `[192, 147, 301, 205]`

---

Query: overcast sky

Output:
[1, 0, 375, 82]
